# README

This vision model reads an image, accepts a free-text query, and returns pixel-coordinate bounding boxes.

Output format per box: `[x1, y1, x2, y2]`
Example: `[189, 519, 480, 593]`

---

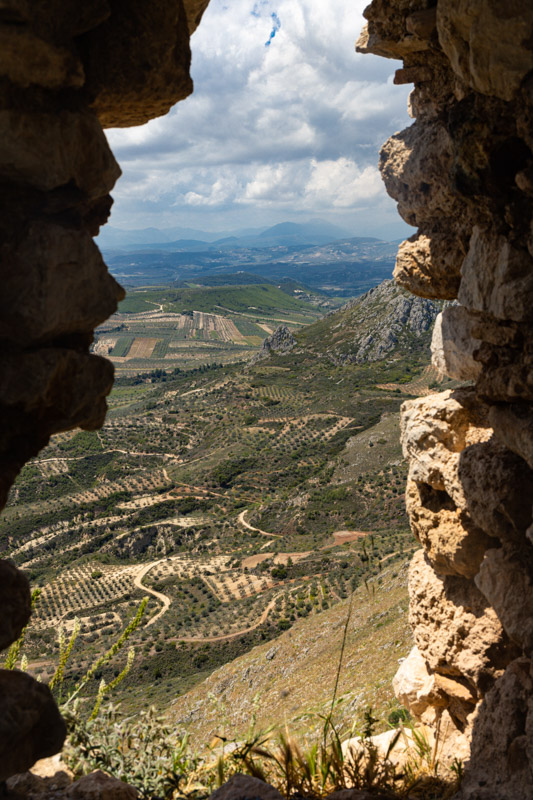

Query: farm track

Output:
[133, 560, 171, 627]
[238, 510, 282, 538]
[174, 594, 280, 643]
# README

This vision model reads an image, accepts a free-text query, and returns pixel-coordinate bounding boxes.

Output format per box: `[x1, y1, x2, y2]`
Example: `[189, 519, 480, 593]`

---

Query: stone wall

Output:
[0, 0, 210, 780]
[357, 2, 533, 797]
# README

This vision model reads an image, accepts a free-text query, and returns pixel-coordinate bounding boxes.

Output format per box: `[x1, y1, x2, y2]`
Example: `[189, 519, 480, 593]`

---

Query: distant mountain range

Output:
[97, 219, 359, 251]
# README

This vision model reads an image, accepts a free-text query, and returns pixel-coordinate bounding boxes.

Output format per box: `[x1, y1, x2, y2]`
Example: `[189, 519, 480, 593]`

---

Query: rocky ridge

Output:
[295, 280, 440, 366]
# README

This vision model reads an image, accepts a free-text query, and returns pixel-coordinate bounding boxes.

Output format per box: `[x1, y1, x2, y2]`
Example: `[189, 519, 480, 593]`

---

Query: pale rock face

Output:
[360, 0, 533, 793]
[408, 551, 518, 693]
[394, 233, 463, 300]
[459, 227, 533, 323]
[431, 306, 483, 382]
[400, 389, 491, 506]
[405, 477, 492, 578]
[379, 120, 459, 229]
[393, 645, 442, 718]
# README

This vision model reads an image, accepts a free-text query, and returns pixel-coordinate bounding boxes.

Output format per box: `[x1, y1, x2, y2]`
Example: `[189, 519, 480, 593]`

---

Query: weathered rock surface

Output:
[0, 670, 66, 781]
[408, 551, 518, 693]
[209, 774, 284, 800]
[66, 771, 138, 799]
[394, 233, 463, 300]
[405, 477, 492, 578]
[253, 325, 296, 361]
[455, 658, 533, 800]
[400, 388, 492, 506]
[431, 306, 482, 382]
[0, 560, 31, 651]
[0, 0, 213, 784]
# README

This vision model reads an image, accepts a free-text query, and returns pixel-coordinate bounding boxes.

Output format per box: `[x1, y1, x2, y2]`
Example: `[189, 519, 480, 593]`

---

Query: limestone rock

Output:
[379, 120, 461, 229]
[459, 227, 533, 323]
[0, 28, 84, 89]
[456, 658, 533, 800]
[400, 388, 491, 505]
[394, 233, 462, 300]
[0, 222, 124, 347]
[183, 0, 212, 34]
[80, 0, 193, 128]
[437, 1, 533, 102]
[489, 402, 533, 470]
[66, 771, 138, 799]
[0, 670, 66, 781]
[408, 551, 518, 693]
[475, 547, 533, 655]
[208, 774, 284, 800]
[405, 477, 492, 578]
[0, 109, 120, 196]
[253, 325, 296, 361]
[1, 1, 111, 41]
[431, 306, 482, 382]
[458, 439, 533, 543]
[393, 645, 443, 718]
[0, 560, 31, 651]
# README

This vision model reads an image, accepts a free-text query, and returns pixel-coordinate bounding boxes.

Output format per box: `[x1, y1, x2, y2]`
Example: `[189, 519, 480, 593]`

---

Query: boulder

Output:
[66, 771, 138, 799]
[0, 670, 66, 781]
[0, 560, 31, 651]
[208, 774, 284, 800]
[431, 306, 482, 382]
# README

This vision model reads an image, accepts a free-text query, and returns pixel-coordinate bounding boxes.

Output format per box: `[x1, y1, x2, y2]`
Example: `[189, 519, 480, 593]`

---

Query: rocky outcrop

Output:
[304, 279, 440, 365]
[0, 0, 212, 784]
[358, 2, 533, 796]
[253, 325, 297, 361]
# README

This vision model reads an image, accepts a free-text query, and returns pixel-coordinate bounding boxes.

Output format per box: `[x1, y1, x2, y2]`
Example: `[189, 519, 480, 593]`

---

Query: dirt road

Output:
[238, 510, 282, 538]
[133, 561, 171, 626]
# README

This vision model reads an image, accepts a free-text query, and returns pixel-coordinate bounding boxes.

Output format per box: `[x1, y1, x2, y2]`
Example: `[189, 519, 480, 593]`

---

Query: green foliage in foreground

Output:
[62, 700, 462, 800]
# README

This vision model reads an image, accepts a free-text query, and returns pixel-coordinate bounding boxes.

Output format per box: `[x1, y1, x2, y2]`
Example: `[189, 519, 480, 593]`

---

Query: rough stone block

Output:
[394, 233, 463, 300]
[80, 0, 193, 128]
[0, 109, 120, 196]
[431, 306, 483, 381]
[475, 547, 533, 655]
[0, 561, 31, 651]
[437, 1, 533, 101]
[0, 671, 66, 782]
[408, 550, 519, 693]
[0, 222, 124, 346]
[459, 227, 533, 323]
[405, 476, 492, 578]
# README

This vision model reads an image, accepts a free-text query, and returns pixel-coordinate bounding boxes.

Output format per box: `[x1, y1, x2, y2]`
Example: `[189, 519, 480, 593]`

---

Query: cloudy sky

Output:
[105, 0, 412, 239]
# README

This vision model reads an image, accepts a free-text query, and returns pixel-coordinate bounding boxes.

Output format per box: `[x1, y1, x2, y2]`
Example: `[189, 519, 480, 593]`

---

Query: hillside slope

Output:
[171, 565, 412, 746]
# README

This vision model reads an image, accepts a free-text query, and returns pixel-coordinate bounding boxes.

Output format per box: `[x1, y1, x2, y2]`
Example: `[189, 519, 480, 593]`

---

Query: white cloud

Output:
[105, 0, 412, 236]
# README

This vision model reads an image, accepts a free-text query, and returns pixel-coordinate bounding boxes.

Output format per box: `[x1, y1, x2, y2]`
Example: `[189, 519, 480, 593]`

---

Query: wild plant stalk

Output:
[50, 618, 81, 703]
[64, 596, 148, 709]
[323, 587, 355, 747]
[4, 588, 40, 669]
[89, 646, 135, 720]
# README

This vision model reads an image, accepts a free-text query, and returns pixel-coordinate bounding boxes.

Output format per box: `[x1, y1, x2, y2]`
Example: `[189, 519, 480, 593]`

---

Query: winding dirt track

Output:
[173, 595, 280, 643]
[238, 510, 281, 538]
[133, 560, 171, 627]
